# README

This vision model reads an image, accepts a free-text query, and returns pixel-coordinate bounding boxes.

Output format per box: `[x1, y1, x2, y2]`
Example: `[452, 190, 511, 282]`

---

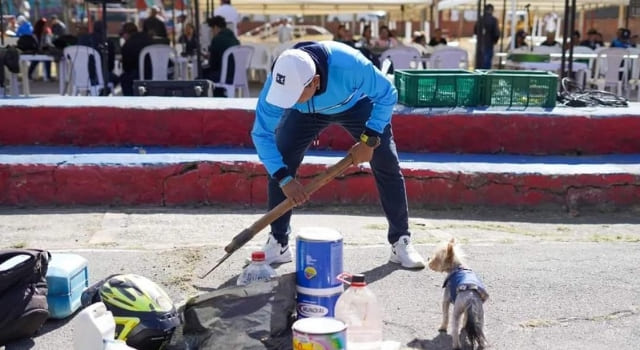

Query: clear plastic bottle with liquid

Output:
[334, 274, 383, 350]
[237, 251, 278, 286]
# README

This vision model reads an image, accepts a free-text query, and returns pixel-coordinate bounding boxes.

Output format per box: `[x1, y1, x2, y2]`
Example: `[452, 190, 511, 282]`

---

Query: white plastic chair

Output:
[216, 45, 254, 97]
[429, 47, 469, 69]
[138, 44, 178, 80]
[627, 48, 640, 100]
[245, 42, 272, 82]
[379, 46, 422, 75]
[587, 48, 629, 96]
[567, 46, 595, 88]
[533, 45, 562, 54]
[62, 45, 105, 96]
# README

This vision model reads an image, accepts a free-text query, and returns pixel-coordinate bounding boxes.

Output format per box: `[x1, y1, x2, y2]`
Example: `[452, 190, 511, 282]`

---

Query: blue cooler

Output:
[296, 227, 343, 318]
[46, 253, 89, 319]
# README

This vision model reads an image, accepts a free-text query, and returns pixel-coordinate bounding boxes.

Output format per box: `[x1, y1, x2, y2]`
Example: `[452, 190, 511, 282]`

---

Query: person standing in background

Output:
[474, 4, 500, 69]
[278, 18, 294, 43]
[214, 0, 239, 36]
[28, 18, 52, 81]
[143, 5, 168, 39]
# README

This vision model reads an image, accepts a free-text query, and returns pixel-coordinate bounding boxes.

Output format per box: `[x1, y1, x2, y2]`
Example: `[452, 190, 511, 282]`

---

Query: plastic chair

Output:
[627, 48, 640, 100]
[245, 42, 272, 82]
[379, 47, 422, 75]
[138, 44, 178, 80]
[429, 47, 469, 69]
[533, 45, 562, 54]
[62, 45, 105, 96]
[587, 48, 629, 96]
[216, 45, 254, 97]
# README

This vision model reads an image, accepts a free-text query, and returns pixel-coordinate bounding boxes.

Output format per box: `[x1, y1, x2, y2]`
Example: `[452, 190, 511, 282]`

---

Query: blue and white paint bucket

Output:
[296, 285, 343, 318]
[296, 227, 344, 319]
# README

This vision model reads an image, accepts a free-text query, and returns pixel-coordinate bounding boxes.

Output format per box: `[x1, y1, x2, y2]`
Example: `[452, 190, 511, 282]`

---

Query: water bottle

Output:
[237, 251, 278, 286]
[334, 274, 383, 350]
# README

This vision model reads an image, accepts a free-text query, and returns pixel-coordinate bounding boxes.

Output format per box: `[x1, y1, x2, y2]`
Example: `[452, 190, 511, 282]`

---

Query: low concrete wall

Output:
[1, 98, 640, 155]
[2, 161, 638, 211]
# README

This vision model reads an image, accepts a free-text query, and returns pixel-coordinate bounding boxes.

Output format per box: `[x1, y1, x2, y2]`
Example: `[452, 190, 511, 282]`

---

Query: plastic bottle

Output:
[334, 274, 383, 350]
[237, 251, 278, 286]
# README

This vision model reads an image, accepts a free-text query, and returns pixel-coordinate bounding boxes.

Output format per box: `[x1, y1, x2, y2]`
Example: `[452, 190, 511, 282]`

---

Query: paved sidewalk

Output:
[1, 205, 640, 349]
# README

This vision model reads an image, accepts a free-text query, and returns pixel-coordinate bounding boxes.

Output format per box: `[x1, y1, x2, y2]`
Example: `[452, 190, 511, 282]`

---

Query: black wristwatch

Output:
[360, 133, 381, 148]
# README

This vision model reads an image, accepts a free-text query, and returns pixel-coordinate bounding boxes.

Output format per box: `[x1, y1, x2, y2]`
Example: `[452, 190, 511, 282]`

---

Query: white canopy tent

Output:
[437, 0, 629, 11]
[228, 0, 433, 17]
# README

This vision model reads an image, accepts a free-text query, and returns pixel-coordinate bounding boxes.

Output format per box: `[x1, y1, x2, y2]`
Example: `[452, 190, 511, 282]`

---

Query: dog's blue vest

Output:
[443, 267, 489, 303]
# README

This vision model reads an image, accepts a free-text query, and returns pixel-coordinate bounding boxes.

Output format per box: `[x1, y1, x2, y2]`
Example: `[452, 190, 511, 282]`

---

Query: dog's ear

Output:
[449, 237, 457, 245]
[446, 240, 455, 262]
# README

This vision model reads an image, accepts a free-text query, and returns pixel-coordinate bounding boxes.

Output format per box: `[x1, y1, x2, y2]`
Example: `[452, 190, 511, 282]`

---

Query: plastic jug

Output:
[334, 273, 383, 350]
[73, 302, 135, 350]
[237, 251, 278, 286]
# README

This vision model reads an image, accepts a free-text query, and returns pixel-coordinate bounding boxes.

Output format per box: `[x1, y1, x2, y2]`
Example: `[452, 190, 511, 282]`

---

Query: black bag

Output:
[0, 249, 51, 345]
[0, 46, 20, 73]
[17, 35, 39, 54]
[168, 273, 297, 350]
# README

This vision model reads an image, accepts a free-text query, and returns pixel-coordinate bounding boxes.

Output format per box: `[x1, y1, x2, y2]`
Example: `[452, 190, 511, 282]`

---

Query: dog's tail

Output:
[464, 296, 488, 349]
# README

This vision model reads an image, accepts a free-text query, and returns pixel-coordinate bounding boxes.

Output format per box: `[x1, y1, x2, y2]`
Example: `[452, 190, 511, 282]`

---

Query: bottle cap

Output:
[351, 274, 366, 286]
[251, 251, 266, 261]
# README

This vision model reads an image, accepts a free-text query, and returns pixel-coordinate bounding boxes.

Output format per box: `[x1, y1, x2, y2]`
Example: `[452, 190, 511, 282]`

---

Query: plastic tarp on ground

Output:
[230, 0, 434, 15]
[437, 0, 629, 11]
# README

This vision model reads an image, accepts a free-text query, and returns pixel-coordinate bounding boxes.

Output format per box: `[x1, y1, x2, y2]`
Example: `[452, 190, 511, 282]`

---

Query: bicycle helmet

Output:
[99, 274, 180, 350]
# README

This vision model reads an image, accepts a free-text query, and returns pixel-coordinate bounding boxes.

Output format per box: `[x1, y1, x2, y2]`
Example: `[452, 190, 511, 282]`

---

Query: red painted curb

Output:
[1, 162, 638, 211]
[2, 106, 640, 154]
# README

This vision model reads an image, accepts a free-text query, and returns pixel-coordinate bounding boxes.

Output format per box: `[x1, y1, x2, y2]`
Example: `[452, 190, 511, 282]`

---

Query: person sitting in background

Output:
[564, 30, 580, 50]
[178, 22, 198, 56]
[143, 6, 167, 39]
[514, 29, 528, 49]
[611, 28, 631, 48]
[77, 20, 117, 91]
[278, 17, 294, 43]
[49, 14, 66, 39]
[410, 32, 429, 56]
[15, 15, 33, 36]
[373, 25, 398, 50]
[356, 24, 373, 49]
[540, 31, 560, 47]
[333, 24, 355, 47]
[28, 18, 52, 81]
[119, 22, 152, 96]
[579, 29, 599, 50]
[202, 16, 239, 96]
[428, 28, 447, 47]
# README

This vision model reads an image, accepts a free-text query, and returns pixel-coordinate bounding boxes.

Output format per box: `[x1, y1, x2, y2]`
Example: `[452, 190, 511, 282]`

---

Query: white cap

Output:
[266, 49, 316, 109]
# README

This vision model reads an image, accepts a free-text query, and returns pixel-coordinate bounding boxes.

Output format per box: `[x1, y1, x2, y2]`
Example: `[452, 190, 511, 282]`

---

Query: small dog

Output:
[428, 238, 489, 350]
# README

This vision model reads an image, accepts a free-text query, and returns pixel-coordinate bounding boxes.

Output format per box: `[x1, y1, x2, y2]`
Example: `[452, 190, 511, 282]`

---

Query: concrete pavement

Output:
[1, 206, 640, 349]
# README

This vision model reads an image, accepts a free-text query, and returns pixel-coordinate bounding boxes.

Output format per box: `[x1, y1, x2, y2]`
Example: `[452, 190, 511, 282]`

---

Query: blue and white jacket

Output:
[251, 40, 397, 179]
[443, 267, 489, 303]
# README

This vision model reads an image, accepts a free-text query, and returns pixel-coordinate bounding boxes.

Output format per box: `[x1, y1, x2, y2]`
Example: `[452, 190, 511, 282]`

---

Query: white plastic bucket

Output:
[292, 317, 347, 350]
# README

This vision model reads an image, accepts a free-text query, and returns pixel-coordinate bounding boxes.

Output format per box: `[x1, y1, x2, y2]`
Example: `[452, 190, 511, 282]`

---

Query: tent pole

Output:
[560, 0, 570, 80]
[475, 0, 482, 69]
[195, 0, 202, 79]
[568, 0, 576, 78]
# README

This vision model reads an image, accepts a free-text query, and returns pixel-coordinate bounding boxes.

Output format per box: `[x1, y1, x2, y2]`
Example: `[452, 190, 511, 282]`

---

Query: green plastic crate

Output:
[394, 69, 481, 107]
[479, 70, 558, 108]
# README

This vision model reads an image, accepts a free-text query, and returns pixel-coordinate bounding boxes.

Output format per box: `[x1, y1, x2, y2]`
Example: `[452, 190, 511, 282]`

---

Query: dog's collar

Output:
[442, 266, 471, 288]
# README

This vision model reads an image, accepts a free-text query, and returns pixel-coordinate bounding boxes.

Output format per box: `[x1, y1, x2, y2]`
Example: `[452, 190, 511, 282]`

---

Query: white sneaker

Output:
[249, 233, 292, 266]
[389, 235, 426, 269]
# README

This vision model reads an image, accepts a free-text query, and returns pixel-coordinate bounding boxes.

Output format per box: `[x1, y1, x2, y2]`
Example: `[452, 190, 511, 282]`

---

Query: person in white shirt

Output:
[277, 18, 294, 43]
[214, 0, 239, 35]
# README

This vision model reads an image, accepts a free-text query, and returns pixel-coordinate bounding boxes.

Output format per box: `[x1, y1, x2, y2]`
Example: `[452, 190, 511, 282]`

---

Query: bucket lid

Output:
[292, 317, 346, 334]
[296, 227, 342, 242]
